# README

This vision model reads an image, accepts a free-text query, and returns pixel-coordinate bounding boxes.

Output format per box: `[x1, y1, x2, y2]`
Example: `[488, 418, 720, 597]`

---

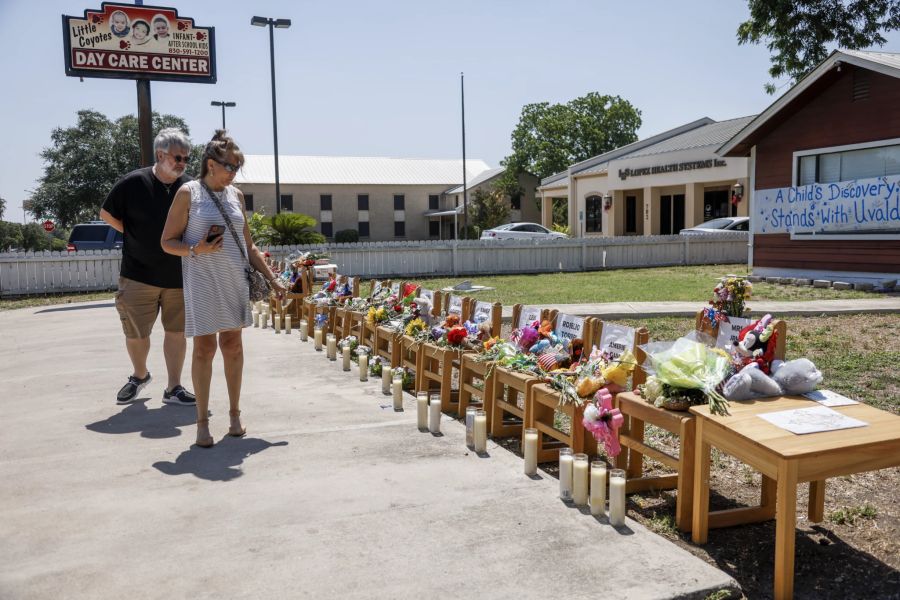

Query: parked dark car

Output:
[67, 221, 123, 252]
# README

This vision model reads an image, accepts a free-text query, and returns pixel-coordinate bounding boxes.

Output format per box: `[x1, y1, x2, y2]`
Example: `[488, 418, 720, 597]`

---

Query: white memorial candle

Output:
[428, 394, 441, 433]
[274, 314, 282, 333]
[392, 376, 403, 410]
[326, 335, 337, 360]
[314, 328, 323, 351]
[416, 391, 428, 430]
[523, 428, 538, 476]
[299, 320, 308, 341]
[609, 468, 626, 526]
[590, 461, 607, 517]
[573, 453, 589, 506]
[252, 310, 259, 327]
[342, 345, 351, 371]
[558, 448, 574, 502]
[382, 367, 392, 395]
[259, 312, 267, 329]
[358, 352, 368, 381]
[465, 407, 477, 450]
[474, 410, 487, 453]
[284, 314, 291, 333]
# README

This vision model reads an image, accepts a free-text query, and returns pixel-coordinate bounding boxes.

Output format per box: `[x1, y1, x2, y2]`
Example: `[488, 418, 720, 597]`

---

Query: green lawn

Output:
[413, 264, 870, 305]
[3, 264, 873, 311]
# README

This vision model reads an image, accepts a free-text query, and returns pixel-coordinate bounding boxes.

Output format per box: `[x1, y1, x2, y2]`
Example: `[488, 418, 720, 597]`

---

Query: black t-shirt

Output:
[102, 166, 190, 288]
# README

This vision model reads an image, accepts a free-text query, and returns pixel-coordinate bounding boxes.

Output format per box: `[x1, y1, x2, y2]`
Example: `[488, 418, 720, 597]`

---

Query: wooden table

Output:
[690, 396, 900, 600]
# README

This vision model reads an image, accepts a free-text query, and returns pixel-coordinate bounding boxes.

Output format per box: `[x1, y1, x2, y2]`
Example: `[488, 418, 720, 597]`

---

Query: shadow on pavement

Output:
[85, 402, 196, 439]
[35, 302, 115, 314]
[152, 436, 289, 481]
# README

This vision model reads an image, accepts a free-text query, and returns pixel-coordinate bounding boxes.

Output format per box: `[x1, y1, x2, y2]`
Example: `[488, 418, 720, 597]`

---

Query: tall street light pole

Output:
[460, 72, 468, 239]
[251, 16, 291, 214]
[210, 101, 236, 130]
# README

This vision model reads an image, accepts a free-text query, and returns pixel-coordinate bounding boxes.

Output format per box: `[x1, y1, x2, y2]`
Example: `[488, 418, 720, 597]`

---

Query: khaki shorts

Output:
[114, 277, 185, 339]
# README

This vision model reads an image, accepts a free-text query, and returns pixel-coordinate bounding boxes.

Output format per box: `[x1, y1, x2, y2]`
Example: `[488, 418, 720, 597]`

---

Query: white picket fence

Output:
[0, 233, 748, 296]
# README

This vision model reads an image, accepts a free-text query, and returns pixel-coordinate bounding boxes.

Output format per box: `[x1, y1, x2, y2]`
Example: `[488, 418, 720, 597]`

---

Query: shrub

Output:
[335, 229, 360, 243]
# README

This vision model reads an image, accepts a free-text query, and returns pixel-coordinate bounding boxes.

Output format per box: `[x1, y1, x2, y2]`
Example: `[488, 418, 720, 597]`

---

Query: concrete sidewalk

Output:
[0, 302, 737, 599]
[500, 296, 900, 320]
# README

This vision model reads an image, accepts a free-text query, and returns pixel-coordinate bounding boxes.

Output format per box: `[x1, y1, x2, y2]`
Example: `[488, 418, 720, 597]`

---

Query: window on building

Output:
[511, 193, 522, 210]
[320, 194, 332, 210]
[394, 221, 405, 237]
[797, 143, 900, 185]
[429, 220, 440, 237]
[625, 196, 637, 233]
[357, 194, 369, 210]
[428, 195, 439, 210]
[394, 194, 405, 210]
[585, 195, 603, 233]
[321, 222, 333, 238]
[244, 193, 254, 212]
[358, 222, 370, 238]
[280, 194, 293, 211]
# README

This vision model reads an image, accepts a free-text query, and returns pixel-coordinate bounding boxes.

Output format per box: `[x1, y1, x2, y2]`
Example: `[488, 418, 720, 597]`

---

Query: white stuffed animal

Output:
[723, 358, 822, 401]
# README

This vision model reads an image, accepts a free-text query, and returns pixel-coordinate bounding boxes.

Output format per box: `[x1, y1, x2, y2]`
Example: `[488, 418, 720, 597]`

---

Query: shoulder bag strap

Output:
[201, 181, 250, 265]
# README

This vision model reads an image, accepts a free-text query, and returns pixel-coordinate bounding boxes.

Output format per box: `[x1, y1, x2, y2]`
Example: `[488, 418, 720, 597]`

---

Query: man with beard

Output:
[100, 128, 196, 407]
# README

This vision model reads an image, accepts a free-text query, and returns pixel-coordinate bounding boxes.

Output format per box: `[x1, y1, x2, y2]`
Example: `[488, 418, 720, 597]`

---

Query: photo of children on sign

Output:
[63, 2, 215, 83]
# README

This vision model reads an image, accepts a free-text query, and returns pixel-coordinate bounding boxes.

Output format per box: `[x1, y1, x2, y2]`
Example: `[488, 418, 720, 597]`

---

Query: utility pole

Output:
[461, 72, 468, 239]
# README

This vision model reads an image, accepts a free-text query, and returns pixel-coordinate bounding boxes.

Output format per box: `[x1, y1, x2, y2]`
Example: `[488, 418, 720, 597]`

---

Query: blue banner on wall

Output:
[755, 174, 900, 234]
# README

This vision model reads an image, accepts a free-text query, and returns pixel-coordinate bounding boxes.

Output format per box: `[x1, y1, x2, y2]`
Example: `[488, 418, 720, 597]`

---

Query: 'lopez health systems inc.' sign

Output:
[755, 174, 900, 234]
[63, 2, 216, 83]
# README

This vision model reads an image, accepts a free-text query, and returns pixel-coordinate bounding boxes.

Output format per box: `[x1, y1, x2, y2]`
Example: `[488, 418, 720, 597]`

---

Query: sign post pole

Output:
[137, 79, 153, 167]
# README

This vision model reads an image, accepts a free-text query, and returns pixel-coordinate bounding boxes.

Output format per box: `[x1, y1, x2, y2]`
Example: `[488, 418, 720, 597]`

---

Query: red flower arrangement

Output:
[446, 326, 468, 346]
[402, 283, 418, 298]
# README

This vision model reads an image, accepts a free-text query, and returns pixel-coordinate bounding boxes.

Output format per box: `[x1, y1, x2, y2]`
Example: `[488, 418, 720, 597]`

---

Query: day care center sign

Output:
[63, 3, 216, 83]
[755, 174, 900, 234]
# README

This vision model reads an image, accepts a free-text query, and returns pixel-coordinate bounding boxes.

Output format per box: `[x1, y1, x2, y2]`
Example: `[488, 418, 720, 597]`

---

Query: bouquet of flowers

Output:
[638, 334, 732, 415]
[703, 275, 752, 324]
[549, 348, 637, 408]
[366, 306, 390, 326]
[369, 355, 387, 377]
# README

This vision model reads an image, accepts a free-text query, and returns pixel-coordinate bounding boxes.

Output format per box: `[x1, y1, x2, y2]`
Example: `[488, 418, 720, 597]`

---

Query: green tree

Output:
[28, 110, 201, 227]
[738, 0, 900, 94]
[262, 213, 326, 246]
[0, 221, 23, 251]
[501, 92, 642, 181]
[470, 187, 511, 233]
[21, 223, 51, 252]
[0, 196, 6, 220]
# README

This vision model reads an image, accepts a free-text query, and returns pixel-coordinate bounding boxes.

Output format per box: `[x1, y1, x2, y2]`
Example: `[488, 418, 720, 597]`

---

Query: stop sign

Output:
[42, 220, 55, 233]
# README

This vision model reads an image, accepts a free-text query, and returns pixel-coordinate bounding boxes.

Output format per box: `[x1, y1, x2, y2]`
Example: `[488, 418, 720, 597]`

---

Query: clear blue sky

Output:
[3, 0, 899, 224]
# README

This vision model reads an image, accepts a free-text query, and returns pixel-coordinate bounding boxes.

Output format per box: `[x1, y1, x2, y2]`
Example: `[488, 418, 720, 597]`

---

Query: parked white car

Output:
[480, 222, 568, 240]
[679, 216, 749, 235]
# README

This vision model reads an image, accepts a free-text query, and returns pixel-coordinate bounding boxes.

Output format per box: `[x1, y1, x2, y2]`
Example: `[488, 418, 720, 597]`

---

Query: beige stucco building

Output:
[233, 155, 492, 241]
[539, 117, 752, 237]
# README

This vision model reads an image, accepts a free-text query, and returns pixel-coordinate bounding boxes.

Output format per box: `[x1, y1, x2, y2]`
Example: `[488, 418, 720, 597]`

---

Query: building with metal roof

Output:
[233, 155, 493, 241]
[537, 117, 752, 237]
[718, 49, 900, 285]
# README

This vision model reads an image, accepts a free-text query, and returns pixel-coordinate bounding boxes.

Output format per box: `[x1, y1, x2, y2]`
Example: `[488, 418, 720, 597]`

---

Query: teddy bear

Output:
[732, 314, 778, 374]
[722, 358, 823, 401]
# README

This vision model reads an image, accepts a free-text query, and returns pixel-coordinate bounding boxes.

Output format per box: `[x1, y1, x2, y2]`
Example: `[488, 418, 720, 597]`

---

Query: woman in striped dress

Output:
[161, 130, 286, 447]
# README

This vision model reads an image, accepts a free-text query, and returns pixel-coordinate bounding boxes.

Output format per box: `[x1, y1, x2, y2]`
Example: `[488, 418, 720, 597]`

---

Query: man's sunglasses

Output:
[166, 153, 190, 164]
[214, 158, 240, 173]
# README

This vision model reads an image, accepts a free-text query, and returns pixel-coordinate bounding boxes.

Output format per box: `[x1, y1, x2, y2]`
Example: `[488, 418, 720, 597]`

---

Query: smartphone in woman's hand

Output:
[206, 225, 224, 243]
